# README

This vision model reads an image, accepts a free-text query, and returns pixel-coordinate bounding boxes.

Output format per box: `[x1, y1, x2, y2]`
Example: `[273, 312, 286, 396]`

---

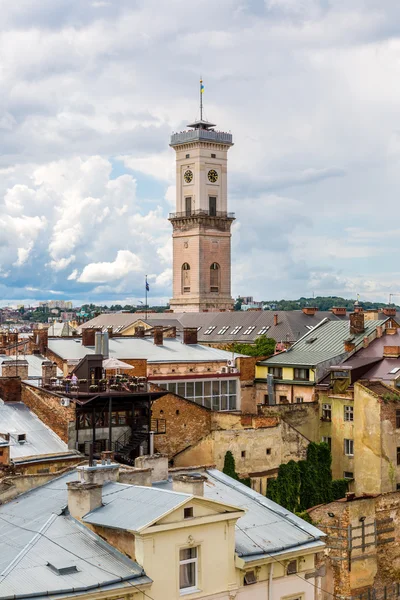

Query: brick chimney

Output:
[135, 326, 145, 338]
[383, 346, 400, 358]
[107, 327, 113, 339]
[66, 481, 103, 520]
[376, 325, 383, 338]
[172, 473, 207, 497]
[331, 307, 347, 316]
[354, 305, 364, 314]
[383, 307, 397, 316]
[42, 360, 57, 384]
[273, 314, 278, 326]
[363, 336, 369, 349]
[302, 307, 318, 316]
[183, 327, 198, 345]
[0, 434, 10, 465]
[165, 326, 177, 338]
[349, 312, 364, 335]
[153, 326, 164, 346]
[82, 328, 97, 347]
[8, 332, 18, 346]
[36, 329, 48, 355]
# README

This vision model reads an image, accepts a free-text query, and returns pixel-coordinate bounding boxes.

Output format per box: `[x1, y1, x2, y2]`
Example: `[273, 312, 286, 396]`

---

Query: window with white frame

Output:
[344, 405, 353, 421]
[295, 397, 303, 403]
[344, 439, 354, 456]
[179, 547, 198, 593]
[322, 404, 331, 420]
[157, 379, 237, 411]
[243, 326, 256, 335]
[322, 436, 331, 449]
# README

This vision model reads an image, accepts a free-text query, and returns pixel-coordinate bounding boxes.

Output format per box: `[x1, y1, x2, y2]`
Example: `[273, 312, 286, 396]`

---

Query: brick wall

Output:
[21, 383, 75, 443]
[152, 393, 211, 457]
[0, 377, 21, 402]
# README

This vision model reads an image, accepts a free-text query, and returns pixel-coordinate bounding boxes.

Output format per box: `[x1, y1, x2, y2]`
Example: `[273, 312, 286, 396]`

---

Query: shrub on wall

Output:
[267, 442, 335, 512]
[331, 478, 348, 500]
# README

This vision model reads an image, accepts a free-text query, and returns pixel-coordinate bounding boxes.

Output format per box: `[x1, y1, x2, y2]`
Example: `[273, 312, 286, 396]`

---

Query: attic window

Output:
[184, 507, 193, 519]
[17, 434, 26, 443]
[47, 562, 79, 576]
[287, 559, 297, 575]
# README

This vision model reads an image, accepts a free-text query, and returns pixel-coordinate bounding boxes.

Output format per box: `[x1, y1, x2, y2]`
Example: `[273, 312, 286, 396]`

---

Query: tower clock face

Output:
[184, 170, 193, 184]
[208, 169, 218, 183]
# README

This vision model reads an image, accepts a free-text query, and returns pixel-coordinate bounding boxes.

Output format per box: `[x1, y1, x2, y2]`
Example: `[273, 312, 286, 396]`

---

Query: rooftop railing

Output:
[169, 209, 235, 220]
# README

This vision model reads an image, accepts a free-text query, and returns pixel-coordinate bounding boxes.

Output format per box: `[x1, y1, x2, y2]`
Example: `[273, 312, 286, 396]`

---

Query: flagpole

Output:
[145, 275, 148, 320]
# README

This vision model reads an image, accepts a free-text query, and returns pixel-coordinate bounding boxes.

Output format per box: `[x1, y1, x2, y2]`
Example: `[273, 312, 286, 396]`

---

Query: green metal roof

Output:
[258, 319, 388, 368]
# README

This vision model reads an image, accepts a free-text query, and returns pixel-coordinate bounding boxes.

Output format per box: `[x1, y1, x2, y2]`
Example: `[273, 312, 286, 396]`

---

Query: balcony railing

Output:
[39, 376, 149, 396]
[170, 130, 233, 146]
[169, 209, 235, 220]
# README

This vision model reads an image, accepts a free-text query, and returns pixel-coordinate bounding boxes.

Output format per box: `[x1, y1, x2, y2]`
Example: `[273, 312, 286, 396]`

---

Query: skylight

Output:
[389, 367, 400, 374]
[243, 326, 256, 335]
[217, 326, 229, 335]
[230, 326, 243, 335]
[204, 326, 216, 335]
[257, 326, 270, 335]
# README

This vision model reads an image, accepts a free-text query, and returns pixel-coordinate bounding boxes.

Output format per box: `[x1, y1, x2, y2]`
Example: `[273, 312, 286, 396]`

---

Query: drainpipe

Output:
[149, 431, 154, 455]
[268, 563, 274, 600]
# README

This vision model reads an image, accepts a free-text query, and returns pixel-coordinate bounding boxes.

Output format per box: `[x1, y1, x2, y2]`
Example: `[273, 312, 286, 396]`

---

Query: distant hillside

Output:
[261, 296, 399, 311]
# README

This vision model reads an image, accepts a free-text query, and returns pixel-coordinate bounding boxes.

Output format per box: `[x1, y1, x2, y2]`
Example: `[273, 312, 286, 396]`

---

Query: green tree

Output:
[232, 335, 276, 357]
[222, 451, 251, 488]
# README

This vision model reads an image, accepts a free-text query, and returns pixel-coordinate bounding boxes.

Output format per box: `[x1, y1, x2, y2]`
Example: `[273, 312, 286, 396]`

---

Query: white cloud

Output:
[78, 250, 142, 283]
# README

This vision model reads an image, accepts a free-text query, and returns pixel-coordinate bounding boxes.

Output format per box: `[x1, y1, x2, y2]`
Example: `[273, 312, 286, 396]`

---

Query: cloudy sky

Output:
[1, 0, 400, 306]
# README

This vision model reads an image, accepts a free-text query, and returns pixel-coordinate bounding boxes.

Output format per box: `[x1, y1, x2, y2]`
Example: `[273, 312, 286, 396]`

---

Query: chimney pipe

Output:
[172, 473, 207, 497]
[95, 331, 102, 354]
[273, 314, 278, 326]
[66, 481, 103, 520]
[102, 332, 109, 358]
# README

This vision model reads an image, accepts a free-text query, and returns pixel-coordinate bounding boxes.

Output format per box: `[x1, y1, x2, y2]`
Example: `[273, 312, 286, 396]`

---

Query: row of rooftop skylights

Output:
[203, 324, 270, 336]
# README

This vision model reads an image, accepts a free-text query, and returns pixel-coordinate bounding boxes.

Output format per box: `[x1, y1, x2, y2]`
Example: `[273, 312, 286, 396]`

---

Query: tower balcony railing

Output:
[170, 130, 233, 146]
[169, 209, 235, 220]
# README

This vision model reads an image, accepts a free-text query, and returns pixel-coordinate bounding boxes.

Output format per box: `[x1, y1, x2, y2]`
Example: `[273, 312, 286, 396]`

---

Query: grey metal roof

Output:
[0, 354, 63, 379]
[47, 322, 78, 336]
[0, 472, 151, 599]
[80, 310, 350, 344]
[83, 482, 190, 532]
[48, 336, 244, 364]
[0, 401, 76, 463]
[155, 469, 325, 560]
[260, 319, 388, 367]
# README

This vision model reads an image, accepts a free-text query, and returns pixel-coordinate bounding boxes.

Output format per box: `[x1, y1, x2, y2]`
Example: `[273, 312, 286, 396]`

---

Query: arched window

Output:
[182, 263, 191, 293]
[210, 263, 220, 292]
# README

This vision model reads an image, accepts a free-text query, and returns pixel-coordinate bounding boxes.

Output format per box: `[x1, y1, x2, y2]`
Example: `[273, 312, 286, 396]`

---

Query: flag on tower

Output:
[146, 280, 150, 292]
[200, 80, 204, 94]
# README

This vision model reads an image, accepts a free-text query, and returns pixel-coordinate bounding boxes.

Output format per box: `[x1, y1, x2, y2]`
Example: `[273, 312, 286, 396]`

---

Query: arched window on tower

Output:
[210, 263, 220, 292]
[182, 263, 191, 293]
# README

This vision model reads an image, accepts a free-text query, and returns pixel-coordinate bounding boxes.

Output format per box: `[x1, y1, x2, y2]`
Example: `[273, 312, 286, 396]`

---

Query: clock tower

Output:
[169, 92, 235, 312]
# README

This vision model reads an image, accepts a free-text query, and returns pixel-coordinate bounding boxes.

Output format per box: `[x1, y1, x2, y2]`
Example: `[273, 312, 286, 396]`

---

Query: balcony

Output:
[169, 209, 235, 220]
[39, 376, 150, 397]
[170, 130, 233, 146]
